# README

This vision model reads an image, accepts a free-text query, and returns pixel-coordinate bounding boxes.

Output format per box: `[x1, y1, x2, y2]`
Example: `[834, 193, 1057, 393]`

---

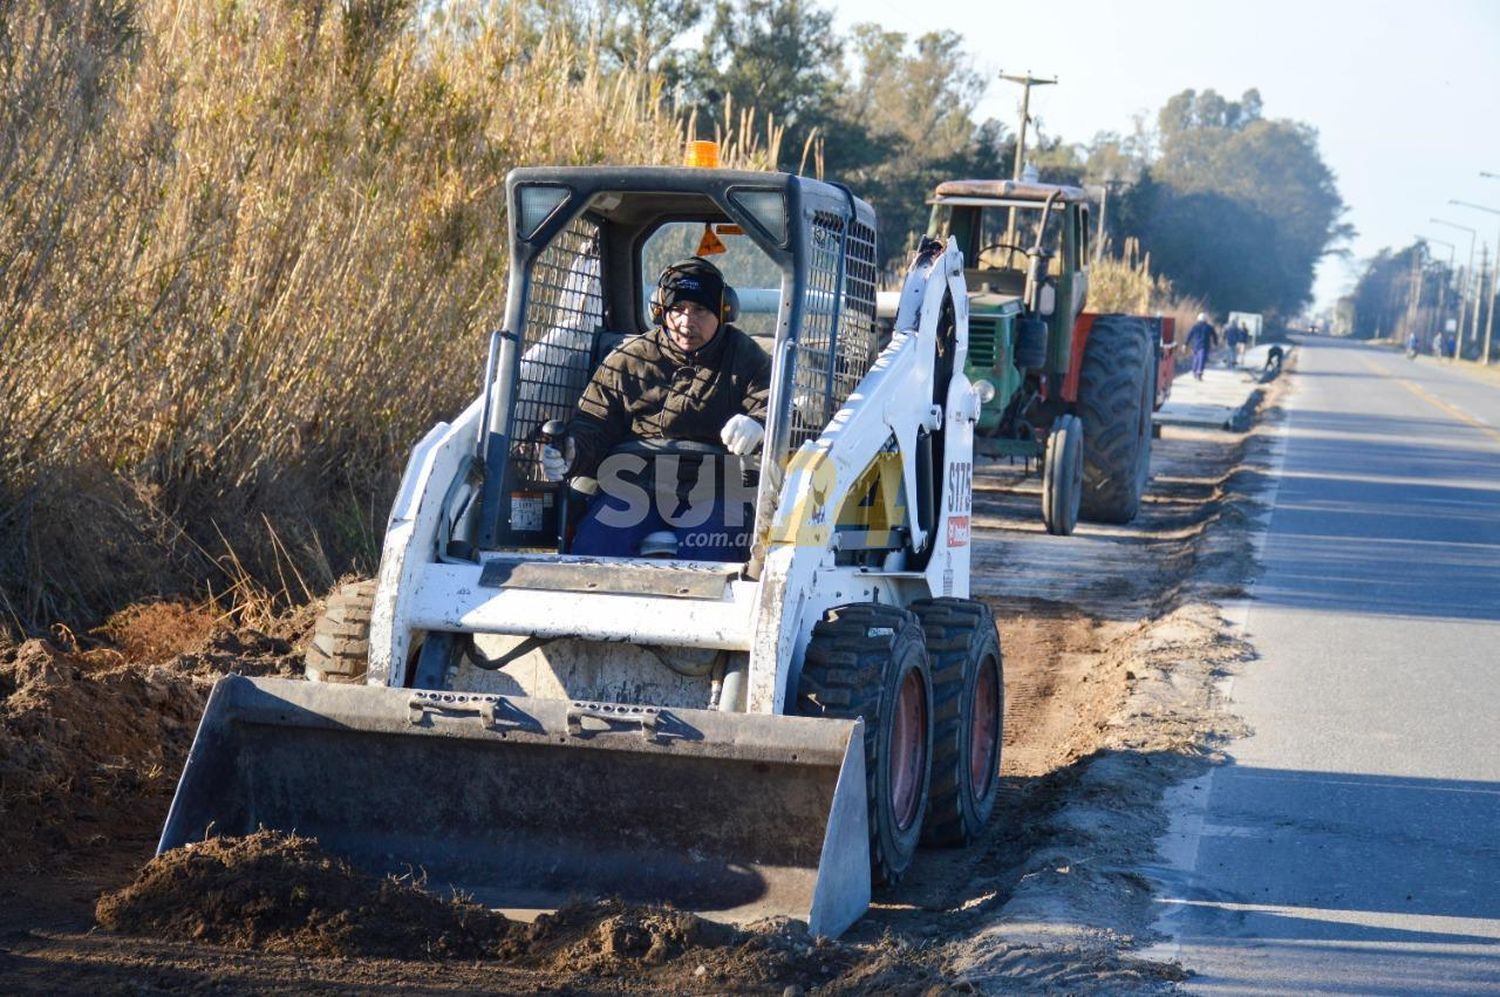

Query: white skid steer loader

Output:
[159, 166, 1005, 939]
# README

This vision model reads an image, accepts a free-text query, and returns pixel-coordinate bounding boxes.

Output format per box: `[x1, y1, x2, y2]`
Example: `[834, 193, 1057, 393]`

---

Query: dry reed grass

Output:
[0, 0, 775, 633]
[1088, 237, 1205, 349]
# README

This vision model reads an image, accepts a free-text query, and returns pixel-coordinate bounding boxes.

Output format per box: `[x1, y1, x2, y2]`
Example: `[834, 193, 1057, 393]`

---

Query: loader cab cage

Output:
[476, 167, 882, 552]
[927, 180, 1091, 375]
[928, 180, 1091, 289]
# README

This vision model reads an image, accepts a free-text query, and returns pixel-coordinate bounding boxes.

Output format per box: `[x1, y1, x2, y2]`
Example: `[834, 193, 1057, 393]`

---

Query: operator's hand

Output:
[539, 437, 574, 482]
[720, 414, 765, 456]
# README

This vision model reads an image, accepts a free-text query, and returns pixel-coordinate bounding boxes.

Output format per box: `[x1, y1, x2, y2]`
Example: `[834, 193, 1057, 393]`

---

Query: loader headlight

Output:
[972, 379, 997, 404]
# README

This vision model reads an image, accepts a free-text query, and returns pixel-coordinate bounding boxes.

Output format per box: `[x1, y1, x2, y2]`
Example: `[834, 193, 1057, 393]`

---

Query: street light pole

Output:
[1470, 171, 1500, 363]
[1449, 200, 1499, 365]
[1432, 218, 1477, 358]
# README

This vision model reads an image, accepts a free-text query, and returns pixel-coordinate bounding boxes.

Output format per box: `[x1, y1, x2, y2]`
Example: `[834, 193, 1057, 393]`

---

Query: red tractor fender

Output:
[1058, 313, 1177, 410]
[1058, 312, 1098, 404]
[1151, 316, 1176, 410]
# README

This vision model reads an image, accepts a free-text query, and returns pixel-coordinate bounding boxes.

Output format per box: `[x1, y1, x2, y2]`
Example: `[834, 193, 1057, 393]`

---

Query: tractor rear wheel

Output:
[911, 598, 1003, 846]
[1041, 413, 1083, 536]
[796, 603, 933, 886]
[1077, 315, 1154, 523]
[305, 578, 376, 683]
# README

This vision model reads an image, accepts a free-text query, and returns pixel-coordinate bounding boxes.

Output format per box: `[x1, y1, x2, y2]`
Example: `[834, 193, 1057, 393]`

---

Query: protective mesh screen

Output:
[510, 216, 604, 482]
[786, 213, 880, 452]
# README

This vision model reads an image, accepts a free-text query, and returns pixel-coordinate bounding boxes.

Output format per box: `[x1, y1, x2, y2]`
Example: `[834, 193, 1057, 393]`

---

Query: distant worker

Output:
[1225, 321, 1249, 368]
[1186, 312, 1218, 380]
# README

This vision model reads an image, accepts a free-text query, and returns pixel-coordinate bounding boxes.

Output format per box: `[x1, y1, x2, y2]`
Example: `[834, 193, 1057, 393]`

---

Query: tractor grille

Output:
[787, 213, 880, 452]
[968, 316, 999, 369]
[510, 216, 604, 482]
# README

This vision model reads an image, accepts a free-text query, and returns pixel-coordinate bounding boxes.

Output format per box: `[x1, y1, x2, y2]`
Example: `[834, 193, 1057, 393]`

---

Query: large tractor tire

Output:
[911, 598, 1003, 846]
[305, 578, 376, 683]
[1077, 315, 1154, 524]
[796, 603, 933, 887]
[1041, 413, 1083, 536]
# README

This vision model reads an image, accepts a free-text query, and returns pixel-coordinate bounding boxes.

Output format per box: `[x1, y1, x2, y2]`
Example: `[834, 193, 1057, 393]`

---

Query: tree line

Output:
[539, 0, 1349, 318]
[1339, 241, 1497, 360]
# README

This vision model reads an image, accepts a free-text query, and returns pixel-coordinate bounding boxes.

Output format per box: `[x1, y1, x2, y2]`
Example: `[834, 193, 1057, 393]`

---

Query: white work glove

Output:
[720, 414, 765, 456]
[539, 437, 574, 482]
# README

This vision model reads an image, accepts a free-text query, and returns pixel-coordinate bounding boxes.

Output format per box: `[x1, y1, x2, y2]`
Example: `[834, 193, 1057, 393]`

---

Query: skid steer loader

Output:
[159, 164, 1004, 939]
[921, 179, 1174, 535]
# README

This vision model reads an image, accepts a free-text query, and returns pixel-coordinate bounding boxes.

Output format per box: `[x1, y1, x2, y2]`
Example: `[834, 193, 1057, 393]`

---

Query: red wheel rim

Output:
[889, 667, 927, 831]
[969, 657, 999, 800]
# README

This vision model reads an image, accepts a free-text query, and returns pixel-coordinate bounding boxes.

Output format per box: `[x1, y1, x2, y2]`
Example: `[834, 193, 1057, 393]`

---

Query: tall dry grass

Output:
[1088, 237, 1205, 349]
[0, 0, 775, 633]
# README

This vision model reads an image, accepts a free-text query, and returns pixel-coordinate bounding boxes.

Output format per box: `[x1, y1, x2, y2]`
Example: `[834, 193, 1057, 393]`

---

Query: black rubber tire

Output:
[1041, 413, 1083, 536]
[1077, 315, 1154, 524]
[305, 578, 376, 683]
[795, 603, 933, 887]
[911, 598, 1003, 846]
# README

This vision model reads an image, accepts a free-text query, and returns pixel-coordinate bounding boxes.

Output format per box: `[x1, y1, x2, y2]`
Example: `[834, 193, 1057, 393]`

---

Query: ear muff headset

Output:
[649, 258, 739, 325]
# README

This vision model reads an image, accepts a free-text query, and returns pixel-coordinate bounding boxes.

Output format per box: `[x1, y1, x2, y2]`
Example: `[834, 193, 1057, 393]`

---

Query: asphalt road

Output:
[1149, 337, 1500, 994]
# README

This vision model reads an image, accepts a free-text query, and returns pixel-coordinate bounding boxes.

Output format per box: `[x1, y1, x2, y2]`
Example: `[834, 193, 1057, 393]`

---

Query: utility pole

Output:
[1432, 218, 1477, 359]
[1403, 248, 1423, 343]
[1473, 244, 1490, 360]
[999, 71, 1058, 182]
[1423, 235, 1456, 351]
[999, 71, 1056, 249]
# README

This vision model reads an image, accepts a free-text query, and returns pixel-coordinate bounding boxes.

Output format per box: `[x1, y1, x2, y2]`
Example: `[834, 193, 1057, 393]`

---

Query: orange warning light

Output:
[685, 141, 720, 168]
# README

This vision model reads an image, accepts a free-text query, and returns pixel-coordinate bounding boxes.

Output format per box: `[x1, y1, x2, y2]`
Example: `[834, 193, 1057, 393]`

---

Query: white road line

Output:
[1153, 898, 1500, 940]
[1145, 368, 1295, 966]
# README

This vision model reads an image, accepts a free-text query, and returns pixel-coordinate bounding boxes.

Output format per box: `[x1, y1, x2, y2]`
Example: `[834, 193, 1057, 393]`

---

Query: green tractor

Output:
[925, 179, 1174, 535]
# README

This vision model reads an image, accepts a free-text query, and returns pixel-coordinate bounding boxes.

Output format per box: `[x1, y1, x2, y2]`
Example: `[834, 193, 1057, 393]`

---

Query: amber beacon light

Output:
[685, 140, 720, 168]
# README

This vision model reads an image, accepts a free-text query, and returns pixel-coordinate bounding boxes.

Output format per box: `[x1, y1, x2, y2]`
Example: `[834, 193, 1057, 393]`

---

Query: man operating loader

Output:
[539, 256, 771, 561]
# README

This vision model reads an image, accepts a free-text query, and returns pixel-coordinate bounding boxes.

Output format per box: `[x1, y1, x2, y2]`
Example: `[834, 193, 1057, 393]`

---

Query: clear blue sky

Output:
[822, 0, 1500, 314]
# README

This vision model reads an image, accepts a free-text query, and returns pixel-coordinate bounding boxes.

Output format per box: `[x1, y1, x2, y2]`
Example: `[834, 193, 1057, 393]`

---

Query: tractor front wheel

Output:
[1077, 315, 1154, 523]
[796, 603, 934, 886]
[1041, 413, 1083, 536]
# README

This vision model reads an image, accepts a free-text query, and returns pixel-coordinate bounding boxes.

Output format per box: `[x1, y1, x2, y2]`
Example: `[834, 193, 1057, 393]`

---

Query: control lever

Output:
[540, 418, 571, 551]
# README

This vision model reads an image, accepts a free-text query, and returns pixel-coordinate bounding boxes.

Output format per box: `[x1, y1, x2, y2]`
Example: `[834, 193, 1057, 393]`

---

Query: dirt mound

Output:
[95, 833, 884, 987]
[513, 899, 739, 971]
[0, 601, 312, 873]
[97, 598, 311, 677]
[0, 637, 206, 871]
[96, 601, 220, 662]
[96, 830, 513, 959]
[504, 903, 943, 992]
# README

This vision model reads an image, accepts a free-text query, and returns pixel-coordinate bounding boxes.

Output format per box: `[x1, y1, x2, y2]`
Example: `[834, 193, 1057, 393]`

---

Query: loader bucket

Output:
[158, 675, 871, 938]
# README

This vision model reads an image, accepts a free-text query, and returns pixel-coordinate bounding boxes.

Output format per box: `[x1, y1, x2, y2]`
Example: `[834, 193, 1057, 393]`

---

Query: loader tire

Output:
[1077, 315, 1154, 524]
[305, 578, 375, 683]
[796, 603, 933, 887]
[911, 598, 1003, 846]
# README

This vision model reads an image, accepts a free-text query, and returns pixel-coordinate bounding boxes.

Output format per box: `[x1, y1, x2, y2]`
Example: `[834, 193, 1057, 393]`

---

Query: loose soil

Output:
[0, 373, 1293, 994]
